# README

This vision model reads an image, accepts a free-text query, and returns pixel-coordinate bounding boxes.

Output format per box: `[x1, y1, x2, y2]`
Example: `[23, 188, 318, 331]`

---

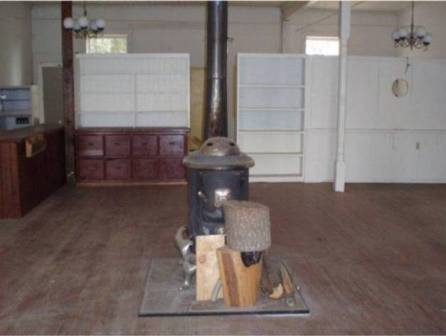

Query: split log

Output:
[217, 246, 262, 307]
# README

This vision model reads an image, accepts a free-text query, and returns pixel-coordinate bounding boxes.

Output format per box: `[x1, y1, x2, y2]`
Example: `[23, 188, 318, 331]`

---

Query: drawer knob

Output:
[168, 141, 176, 145]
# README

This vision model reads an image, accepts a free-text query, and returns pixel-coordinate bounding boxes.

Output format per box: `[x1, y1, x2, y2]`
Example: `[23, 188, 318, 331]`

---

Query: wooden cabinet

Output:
[0, 125, 66, 219]
[105, 159, 130, 180]
[132, 135, 157, 157]
[105, 135, 130, 157]
[132, 159, 158, 180]
[75, 128, 189, 183]
[159, 135, 185, 157]
[78, 159, 104, 180]
[77, 135, 103, 157]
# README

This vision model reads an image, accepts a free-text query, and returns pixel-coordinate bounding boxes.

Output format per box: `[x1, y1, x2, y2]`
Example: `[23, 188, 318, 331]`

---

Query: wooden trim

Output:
[62, 1, 75, 181]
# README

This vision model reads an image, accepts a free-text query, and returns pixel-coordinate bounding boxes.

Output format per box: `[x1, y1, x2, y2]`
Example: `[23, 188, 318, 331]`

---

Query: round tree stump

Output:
[223, 200, 271, 252]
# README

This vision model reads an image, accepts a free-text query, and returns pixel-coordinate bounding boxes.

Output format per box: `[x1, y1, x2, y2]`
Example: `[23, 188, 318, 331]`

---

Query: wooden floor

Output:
[0, 183, 445, 334]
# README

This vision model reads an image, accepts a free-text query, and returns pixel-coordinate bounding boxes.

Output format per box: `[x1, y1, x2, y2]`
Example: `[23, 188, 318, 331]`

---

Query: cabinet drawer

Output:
[159, 158, 185, 179]
[159, 135, 184, 157]
[78, 159, 104, 180]
[77, 135, 103, 157]
[105, 159, 130, 180]
[133, 159, 158, 180]
[132, 135, 157, 157]
[105, 135, 130, 157]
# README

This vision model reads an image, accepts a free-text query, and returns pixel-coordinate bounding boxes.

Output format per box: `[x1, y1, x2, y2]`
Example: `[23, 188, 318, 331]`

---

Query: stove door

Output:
[194, 169, 249, 235]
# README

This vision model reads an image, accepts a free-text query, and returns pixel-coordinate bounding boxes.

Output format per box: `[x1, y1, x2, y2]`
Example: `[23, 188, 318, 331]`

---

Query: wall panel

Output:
[305, 55, 446, 183]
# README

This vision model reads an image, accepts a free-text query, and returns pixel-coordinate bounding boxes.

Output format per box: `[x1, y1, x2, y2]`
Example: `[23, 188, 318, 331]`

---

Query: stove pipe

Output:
[204, 0, 228, 139]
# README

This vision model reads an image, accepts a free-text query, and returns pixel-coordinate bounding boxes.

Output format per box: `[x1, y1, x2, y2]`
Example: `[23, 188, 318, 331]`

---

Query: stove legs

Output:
[175, 226, 196, 290]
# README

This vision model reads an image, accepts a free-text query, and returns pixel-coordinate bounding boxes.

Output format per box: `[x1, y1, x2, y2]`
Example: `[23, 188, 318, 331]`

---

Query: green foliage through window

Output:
[86, 35, 127, 54]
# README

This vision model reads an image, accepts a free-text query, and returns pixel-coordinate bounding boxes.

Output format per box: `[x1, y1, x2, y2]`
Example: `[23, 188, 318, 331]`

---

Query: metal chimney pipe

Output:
[204, 0, 228, 139]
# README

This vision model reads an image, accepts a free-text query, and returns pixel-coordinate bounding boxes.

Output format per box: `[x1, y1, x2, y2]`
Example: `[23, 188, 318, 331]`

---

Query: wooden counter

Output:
[0, 125, 66, 218]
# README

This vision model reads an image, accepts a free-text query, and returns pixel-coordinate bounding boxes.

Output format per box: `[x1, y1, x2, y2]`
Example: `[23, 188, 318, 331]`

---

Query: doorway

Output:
[39, 63, 63, 125]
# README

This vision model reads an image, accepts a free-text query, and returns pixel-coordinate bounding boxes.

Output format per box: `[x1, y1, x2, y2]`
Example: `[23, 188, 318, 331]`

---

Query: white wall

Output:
[305, 56, 446, 183]
[0, 2, 32, 86]
[283, 8, 398, 57]
[396, 2, 446, 59]
[31, 3, 281, 138]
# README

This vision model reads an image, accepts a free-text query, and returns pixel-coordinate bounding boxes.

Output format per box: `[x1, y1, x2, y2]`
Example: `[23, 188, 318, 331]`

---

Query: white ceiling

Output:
[38, 0, 413, 14]
[306, 1, 411, 12]
[228, 1, 411, 13]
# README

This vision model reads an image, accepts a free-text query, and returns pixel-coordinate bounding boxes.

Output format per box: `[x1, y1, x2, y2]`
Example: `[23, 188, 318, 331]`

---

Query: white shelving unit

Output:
[76, 54, 190, 128]
[236, 54, 306, 182]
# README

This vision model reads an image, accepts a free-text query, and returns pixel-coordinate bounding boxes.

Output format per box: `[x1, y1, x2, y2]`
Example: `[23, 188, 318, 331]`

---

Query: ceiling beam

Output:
[281, 1, 310, 21]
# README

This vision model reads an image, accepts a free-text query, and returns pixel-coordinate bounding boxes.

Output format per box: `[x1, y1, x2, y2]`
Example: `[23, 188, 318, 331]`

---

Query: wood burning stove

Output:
[183, 137, 254, 238]
[175, 137, 254, 289]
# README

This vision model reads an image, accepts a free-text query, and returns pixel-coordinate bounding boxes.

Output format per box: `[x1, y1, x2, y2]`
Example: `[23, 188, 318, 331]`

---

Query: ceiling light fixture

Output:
[392, 1, 432, 50]
[63, 2, 105, 39]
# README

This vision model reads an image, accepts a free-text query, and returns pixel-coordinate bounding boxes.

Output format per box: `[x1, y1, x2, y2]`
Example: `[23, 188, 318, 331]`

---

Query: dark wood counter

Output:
[0, 125, 66, 218]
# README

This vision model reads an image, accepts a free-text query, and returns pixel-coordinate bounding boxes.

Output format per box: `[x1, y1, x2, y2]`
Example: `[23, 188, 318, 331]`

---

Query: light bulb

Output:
[73, 20, 81, 32]
[415, 27, 426, 38]
[63, 17, 74, 29]
[78, 16, 89, 28]
[96, 18, 105, 30]
[398, 28, 408, 39]
[90, 19, 98, 32]
[423, 33, 432, 45]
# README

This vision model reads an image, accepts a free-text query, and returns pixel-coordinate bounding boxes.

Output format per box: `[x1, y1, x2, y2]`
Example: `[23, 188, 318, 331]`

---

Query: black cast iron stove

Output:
[175, 137, 254, 289]
[184, 137, 254, 238]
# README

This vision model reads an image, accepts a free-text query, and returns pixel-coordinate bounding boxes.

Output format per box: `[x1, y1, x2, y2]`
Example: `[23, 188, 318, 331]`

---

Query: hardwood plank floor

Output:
[0, 183, 445, 334]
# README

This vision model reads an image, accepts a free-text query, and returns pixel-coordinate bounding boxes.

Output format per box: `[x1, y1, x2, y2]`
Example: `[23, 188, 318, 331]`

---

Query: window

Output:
[305, 36, 339, 56]
[86, 34, 127, 54]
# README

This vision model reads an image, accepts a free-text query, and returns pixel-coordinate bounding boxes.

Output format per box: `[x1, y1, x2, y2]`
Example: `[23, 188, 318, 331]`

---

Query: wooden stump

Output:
[223, 200, 271, 252]
[217, 246, 263, 307]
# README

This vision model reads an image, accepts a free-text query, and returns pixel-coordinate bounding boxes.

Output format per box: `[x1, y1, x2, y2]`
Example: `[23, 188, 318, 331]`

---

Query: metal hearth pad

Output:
[139, 258, 310, 317]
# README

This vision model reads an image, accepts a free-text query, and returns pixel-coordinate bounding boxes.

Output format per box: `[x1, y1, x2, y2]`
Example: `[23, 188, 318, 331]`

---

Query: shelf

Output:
[136, 110, 185, 114]
[251, 173, 303, 177]
[81, 91, 133, 95]
[249, 175, 304, 182]
[237, 54, 306, 181]
[240, 107, 304, 112]
[239, 84, 304, 89]
[247, 152, 304, 156]
[136, 90, 186, 94]
[79, 111, 133, 115]
[81, 72, 185, 76]
[0, 98, 30, 102]
[238, 129, 304, 133]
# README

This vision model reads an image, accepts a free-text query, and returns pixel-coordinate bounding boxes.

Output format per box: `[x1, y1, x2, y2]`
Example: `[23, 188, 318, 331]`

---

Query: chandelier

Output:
[392, 1, 432, 50]
[63, 2, 105, 39]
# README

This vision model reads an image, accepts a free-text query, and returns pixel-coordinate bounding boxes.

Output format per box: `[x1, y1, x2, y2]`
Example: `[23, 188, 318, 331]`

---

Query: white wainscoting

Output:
[304, 56, 446, 183]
